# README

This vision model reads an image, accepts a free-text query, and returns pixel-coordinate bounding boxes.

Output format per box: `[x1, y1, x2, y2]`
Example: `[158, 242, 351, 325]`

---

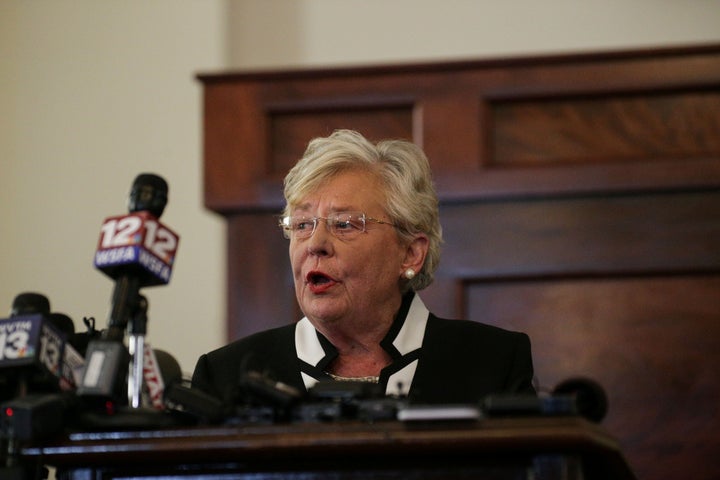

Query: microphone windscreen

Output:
[153, 349, 183, 387]
[48, 312, 75, 336]
[128, 173, 168, 218]
[11, 292, 51, 317]
[553, 377, 608, 423]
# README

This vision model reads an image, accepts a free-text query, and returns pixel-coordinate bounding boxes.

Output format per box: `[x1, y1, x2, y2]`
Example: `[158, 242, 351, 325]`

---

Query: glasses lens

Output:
[294, 216, 317, 239]
[330, 212, 365, 237]
[280, 215, 314, 239]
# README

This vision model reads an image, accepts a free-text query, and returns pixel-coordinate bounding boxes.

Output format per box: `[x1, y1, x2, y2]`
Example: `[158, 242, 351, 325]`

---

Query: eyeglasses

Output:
[279, 211, 396, 240]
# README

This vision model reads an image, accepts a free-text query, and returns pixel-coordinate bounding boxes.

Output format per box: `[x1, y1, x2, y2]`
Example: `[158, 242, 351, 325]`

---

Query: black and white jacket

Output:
[192, 293, 535, 405]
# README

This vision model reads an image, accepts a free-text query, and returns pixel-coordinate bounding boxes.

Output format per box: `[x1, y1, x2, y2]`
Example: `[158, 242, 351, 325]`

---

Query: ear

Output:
[401, 233, 429, 276]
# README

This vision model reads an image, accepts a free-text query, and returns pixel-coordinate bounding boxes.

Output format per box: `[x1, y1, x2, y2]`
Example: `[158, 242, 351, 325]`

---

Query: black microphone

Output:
[1, 293, 75, 399]
[481, 377, 609, 423]
[94, 173, 179, 341]
[46, 313, 87, 391]
[47, 312, 74, 337]
[78, 173, 179, 404]
[142, 348, 182, 410]
[153, 349, 183, 387]
[553, 377, 608, 423]
[160, 351, 226, 425]
[10, 292, 50, 318]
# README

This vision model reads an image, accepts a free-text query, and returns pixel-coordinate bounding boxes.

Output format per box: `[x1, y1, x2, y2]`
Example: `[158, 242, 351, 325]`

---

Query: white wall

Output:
[227, 0, 720, 68]
[2, 0, 719, 376]
[0, 1, 227, 374]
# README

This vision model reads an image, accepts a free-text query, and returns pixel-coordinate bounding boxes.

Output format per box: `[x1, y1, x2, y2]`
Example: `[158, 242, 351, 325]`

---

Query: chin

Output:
[302, 299, 344, 324]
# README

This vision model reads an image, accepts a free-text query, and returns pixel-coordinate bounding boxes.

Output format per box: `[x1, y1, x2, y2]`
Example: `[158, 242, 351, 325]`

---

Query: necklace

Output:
[326, 372, 379, 383]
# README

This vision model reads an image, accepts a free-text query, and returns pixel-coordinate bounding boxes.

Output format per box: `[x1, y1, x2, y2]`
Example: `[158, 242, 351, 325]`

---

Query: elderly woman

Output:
[192, 129, 535, 405]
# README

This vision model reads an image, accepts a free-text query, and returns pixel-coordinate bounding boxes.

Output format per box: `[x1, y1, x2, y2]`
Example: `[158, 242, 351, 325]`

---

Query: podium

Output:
[21, 416, 636, 480]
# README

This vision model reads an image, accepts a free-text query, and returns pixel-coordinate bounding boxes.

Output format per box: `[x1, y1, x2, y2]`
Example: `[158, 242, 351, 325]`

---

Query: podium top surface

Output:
[22, 416, 636, 479]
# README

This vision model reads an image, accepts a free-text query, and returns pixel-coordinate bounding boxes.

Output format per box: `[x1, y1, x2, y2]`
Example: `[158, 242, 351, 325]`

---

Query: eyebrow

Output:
[292, 205, 356, 215]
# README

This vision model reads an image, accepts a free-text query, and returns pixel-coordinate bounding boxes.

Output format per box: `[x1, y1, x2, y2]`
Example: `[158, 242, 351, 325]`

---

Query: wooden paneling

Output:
[199, 44, 720, 480]
[268, 104, 415, 176]
[466, 275, 720, 477]
[490, 91, 720, 167]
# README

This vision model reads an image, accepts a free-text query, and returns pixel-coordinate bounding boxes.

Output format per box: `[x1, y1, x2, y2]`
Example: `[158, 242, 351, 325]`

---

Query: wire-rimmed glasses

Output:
[279, 211, 396, 240]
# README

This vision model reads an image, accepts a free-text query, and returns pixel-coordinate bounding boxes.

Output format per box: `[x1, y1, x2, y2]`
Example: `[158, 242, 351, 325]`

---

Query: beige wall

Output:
[2, 0, 719, 375]
[0, 0, 228, 374]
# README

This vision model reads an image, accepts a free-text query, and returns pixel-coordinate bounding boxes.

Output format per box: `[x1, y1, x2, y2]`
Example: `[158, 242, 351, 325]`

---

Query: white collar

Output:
[295, 293, 430, 394]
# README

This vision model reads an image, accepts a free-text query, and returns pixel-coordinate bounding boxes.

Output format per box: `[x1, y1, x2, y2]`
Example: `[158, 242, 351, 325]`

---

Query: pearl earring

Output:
[404, 268, 416, 279]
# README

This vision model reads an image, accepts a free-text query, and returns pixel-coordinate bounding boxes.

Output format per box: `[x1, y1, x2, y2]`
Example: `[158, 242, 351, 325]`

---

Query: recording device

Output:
[79, 173, 179, 407]
[0, 393, 75, 480]
[0, 393, 76, 442]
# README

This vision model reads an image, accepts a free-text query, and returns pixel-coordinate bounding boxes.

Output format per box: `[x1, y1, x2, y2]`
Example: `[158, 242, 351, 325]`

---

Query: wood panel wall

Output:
[198, 44, 720, 480]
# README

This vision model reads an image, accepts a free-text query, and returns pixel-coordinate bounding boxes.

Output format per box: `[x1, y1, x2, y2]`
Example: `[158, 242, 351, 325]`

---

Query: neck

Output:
[313, 295, 406, 377]
[328, 346, 392, 377]
[319, 317, 394, 377]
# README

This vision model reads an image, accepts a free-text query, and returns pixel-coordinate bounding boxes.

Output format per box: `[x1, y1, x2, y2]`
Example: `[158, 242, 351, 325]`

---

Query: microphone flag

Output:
[0, 314, 67, 389]
[94, 211, 179, 287]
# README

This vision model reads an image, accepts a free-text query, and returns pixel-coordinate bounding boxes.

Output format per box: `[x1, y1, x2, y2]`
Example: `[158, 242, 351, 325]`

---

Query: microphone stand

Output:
[127, 296, 148, 409]
[77, 275, 139, 404]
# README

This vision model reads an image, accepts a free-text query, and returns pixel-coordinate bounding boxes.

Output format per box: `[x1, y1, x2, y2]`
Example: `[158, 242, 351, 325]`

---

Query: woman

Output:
[192, 129, 535, 405]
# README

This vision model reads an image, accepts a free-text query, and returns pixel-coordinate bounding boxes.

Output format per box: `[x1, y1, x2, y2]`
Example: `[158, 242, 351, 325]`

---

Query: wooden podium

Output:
[197, 45, 720, 479]
[21, 416, 636, 480]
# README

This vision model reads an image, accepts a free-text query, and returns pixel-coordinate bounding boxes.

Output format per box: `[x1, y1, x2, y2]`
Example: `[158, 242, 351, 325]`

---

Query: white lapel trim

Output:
[295, 317, 324, 362]
[294, 294, 431, 394]
[392, 294, 429, 355]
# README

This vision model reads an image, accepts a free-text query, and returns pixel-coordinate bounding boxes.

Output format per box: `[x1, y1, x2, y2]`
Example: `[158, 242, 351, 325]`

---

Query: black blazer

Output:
[192, 295, 535, 405]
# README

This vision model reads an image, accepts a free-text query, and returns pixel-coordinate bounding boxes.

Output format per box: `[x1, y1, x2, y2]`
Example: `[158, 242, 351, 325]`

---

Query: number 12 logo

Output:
[98, 214, 178, 261]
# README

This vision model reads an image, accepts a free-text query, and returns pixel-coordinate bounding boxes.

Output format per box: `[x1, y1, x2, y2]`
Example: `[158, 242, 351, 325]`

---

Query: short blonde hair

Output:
[283, 129, 442, 291]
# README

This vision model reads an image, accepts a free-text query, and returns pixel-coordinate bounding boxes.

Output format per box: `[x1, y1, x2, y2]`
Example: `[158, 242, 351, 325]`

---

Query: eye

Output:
[332, 213, 364, 235]
[334, 218, 353, 231]
[294, 218, 315, 231]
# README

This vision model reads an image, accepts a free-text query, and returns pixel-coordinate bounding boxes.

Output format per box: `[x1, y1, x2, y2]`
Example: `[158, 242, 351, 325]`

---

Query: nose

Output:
[306, 219, 333, 256]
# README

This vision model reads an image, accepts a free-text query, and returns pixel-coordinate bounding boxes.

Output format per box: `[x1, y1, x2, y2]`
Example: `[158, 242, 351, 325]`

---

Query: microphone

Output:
[2, 293, 50, 401]
[45, 312, 86, 391]
[10, 292, 50, 317]
[153, 349, 183, 387]
[79, 173, 179, 407]
[159, 351, 226, 425]
[94, 173, 179, 341]
[481, 377, 609, 423]
[0, 293, 77, 398]
[142, 347, 182, 410]
[553, 377, 608, 423]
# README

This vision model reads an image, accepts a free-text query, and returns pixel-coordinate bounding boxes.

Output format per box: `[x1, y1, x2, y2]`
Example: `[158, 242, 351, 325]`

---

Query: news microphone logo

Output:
[0, 315, 65, 379]
[142, 346, 165, 410]
[94, 211, 179, 286]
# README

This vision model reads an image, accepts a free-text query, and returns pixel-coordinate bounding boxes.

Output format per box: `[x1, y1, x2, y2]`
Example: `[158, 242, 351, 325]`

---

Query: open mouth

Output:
[307, 271, 333, 285]
[306, 271, 337, 293]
